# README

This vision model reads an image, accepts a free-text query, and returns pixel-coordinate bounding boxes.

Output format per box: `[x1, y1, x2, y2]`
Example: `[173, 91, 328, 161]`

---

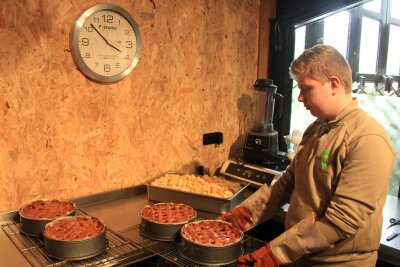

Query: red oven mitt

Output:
[238, 243, 282, 267]
[218, 206, 252, 231]
[238, 213, 332, 266]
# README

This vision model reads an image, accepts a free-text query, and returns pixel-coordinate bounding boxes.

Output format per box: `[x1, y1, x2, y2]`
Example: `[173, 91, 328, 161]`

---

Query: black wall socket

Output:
[203, 132, 223, 145]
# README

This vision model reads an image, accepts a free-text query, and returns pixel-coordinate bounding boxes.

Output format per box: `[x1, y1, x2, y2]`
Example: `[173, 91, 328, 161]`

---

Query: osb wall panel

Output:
[0, 0, 264, 212]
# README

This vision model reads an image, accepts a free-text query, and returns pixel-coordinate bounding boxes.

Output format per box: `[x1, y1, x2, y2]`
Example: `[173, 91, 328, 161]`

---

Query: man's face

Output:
[296, 75, 333, 120]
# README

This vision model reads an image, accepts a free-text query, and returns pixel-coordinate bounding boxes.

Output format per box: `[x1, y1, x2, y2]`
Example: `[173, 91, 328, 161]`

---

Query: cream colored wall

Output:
[0, 0, 272, 212]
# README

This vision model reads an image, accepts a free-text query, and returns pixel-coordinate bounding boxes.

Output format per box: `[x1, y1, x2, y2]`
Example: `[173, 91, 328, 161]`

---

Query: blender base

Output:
[243, 149, 290, 172]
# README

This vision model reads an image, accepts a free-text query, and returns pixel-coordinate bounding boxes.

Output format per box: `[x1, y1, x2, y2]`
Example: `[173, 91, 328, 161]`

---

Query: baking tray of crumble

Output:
[145, 173, 249, 214]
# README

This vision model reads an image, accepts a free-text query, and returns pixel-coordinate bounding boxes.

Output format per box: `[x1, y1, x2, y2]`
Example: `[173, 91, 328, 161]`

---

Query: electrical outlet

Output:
[203, 132, 223, 145]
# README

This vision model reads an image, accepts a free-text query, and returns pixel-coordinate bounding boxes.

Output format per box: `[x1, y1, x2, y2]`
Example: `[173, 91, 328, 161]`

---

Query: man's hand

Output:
[238, 244, 282, 267]
[218, 206, 252, 231]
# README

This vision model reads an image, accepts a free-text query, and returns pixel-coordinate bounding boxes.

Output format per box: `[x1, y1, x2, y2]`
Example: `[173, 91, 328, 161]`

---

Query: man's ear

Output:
[329, 76, 341, 94]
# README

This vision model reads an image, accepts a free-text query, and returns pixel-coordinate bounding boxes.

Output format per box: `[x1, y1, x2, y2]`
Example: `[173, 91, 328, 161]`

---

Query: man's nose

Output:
[298, 93, 304, 102]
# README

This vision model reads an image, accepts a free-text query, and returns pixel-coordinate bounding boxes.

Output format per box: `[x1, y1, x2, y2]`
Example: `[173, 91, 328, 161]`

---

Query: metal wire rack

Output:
[119, 224, 267, 267]
[1, 218, 153, 266]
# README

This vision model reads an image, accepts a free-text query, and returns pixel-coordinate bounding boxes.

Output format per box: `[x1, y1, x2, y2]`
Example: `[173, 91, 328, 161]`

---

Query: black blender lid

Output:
[254, 79, 277, 90]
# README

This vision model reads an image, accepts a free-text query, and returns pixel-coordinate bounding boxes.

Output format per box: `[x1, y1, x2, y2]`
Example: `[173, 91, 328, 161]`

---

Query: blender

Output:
[219, 79, 289, 187]
[243, 79, 289, 170]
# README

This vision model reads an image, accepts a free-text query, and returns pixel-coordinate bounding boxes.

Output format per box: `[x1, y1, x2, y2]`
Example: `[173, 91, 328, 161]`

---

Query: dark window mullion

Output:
[305, 20, 324, 49]
[377, 0, 389, 74]
[348, 8, 363, 81]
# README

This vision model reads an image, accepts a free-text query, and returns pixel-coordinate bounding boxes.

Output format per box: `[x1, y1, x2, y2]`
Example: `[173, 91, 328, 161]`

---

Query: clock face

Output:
[70, 4, 141, 83]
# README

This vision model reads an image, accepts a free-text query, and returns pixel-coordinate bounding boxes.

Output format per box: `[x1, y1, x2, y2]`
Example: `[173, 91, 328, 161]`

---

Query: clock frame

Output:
[70, 4, 142, 83]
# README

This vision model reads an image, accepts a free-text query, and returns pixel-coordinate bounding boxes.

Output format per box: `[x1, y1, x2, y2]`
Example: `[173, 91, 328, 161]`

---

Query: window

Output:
[289, 0, 400, 196]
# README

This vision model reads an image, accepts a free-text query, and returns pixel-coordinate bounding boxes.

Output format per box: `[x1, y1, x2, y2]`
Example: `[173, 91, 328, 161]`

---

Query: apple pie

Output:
[141, 203, 196, 224]
[43, 216, 105, 241]
[20, 199, 75, 219]
[181, 220, 242, 246]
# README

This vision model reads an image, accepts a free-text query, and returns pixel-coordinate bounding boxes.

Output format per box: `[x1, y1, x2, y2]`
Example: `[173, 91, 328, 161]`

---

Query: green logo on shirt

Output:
[320, 149, 330, 169]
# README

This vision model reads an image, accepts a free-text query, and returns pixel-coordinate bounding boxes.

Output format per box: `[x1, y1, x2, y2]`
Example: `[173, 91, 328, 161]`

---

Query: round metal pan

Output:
[140, 203, 196, 241]
[179, 220, 243, 265]
[43, 216, 107, 261]
[19, 199, 76, 237]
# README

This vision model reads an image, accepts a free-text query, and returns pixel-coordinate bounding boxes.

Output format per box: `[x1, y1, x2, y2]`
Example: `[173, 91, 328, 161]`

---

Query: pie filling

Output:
[151, 174, 242, 198]
[44, 216, 105, 241]
[181, 220, 242, 246]
[141, 203, 196, 224]
[20, 200, 75, 219]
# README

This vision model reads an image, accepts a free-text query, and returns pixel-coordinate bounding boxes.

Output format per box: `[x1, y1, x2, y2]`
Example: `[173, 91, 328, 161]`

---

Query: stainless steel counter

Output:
[76, 185, 150, 232]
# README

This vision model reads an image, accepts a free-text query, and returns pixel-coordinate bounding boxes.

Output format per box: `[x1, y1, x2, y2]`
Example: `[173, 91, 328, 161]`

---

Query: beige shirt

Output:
[243, 99, 396, 265]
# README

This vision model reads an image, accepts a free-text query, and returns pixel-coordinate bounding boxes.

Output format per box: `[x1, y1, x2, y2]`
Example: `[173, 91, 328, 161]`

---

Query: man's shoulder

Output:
[342, 108, 393, 147]
[343, 107, 385, 133]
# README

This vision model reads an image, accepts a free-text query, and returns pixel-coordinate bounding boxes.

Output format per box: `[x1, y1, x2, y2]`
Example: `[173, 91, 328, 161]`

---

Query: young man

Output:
[220, 44, 396, 266]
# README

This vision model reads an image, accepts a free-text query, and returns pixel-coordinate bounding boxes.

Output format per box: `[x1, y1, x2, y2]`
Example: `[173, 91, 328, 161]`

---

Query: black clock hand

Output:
[107, 42, 122, 53]
[90, 23, 121, 53]
[90, 23, 109, 45]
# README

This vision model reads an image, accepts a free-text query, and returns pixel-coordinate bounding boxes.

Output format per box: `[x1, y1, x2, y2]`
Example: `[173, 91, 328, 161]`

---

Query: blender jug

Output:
[253, 79, 283, 134]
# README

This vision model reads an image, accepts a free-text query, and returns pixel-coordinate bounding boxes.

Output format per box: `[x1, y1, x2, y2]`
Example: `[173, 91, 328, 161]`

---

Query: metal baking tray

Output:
[139, 203, 197, 241]
[180, 219, 244, 265]
[43, 215, 107, 261]
[145, 173, 249, 214]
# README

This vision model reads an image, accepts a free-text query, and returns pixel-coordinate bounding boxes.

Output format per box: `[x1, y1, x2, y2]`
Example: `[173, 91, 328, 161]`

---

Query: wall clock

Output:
[70, 4, 141, 83]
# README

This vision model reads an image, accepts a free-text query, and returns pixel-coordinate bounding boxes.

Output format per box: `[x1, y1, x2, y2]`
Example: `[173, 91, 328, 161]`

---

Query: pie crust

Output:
[43, 216, 105, 241]
[181, 220, 242, 246]
[20, 199, 75, 219]
[141, 203, 196, 224]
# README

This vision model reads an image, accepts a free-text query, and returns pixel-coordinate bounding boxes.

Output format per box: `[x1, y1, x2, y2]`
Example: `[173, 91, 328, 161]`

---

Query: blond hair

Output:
[289, 44, 352, 93]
